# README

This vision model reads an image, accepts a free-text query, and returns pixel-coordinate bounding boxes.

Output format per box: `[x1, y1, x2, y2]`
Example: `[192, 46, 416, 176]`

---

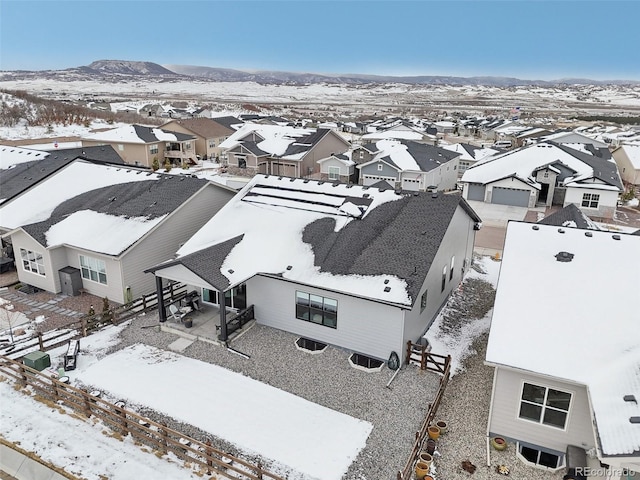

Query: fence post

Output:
[118, 406, 128, 436]
[81, 317, 87, 337]
[83, 390, 92, 417]
[19, 363, 28, 386]
[142, 295, 147, 311]
[37, 332, 44, 350]
[160, 422, 168, 455]
[257, 461, 263, 479]
[205, 439, 213, 475]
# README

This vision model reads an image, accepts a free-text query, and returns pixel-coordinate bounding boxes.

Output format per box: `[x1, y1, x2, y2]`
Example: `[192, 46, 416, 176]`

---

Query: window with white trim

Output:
[20, 248, 45, 276]
[519, 382, 571, 429]
[149, 144, 158, 155]
[441, 265, 447, 292]
[328, 166, 340, 180]
[449, 256, 455, 281]
[581, 193, 599, 208]
[459, 161, 470, 171]
[209, 139, 216, 148]
[359, 151, 364, 159]
[295, 291, 337, 328]
[518, 444, 562, 469]
[79, 255, 107, 285]
[118, 144, 124, 151]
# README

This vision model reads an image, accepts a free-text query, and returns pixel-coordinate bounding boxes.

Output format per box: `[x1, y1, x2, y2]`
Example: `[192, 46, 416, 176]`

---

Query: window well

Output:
[349, 353, 384, 372]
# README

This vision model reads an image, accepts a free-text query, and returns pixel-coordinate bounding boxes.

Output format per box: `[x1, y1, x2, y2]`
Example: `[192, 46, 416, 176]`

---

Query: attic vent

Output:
[585, 231, 593, 237]
[612, 234, 621, 240]
[384, 279, 389, 284]
[383, 286, 391, 292]
[555, 251, 574, 263]
[346, 184, 353, 188]
[624, 395, 638, 404]
[558, 228, 565, 234]
[303, 179, 310, 183]
[227, 269, 234, 274]
[532, 225, 539, 231]
[362, 186, 369, 190]
[286, 265, 292, 270]
[630, 417, 640, 424]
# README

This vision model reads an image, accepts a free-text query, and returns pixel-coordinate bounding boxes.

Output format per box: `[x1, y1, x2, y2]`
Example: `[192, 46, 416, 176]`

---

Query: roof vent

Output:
[431, 193, 438, 199]
[532, 225, 539, 230]
[612, 234, 621, 240]
[303, 179, 309, 183]
[630, 417, 640, 424]
[421, 231, 427, 235]
[555, 251, 574, 263]
[362, 193, 370, 198]
[413, 192, 419, 196]
[278, 176, 283, 180]
[585, 231, 593, 237]
[227, 269, 234, 274]
[624, 395, 638, 404]
[318, 181, 324, 185]
[286, 265, 292, 270]
[346, 184, 353, 188]
[384, 279, 389, 284]
[558, 228, 565, 234]
[290, 178, 295, 182]
[383, 286, 391, 292]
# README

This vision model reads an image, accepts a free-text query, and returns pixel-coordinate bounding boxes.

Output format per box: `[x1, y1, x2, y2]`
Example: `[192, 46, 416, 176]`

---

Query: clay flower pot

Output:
[491, 436, 508, 451]
[427, 425, 441, 440]
[436, 420, 448, 434]
[415, 461, 430, 479]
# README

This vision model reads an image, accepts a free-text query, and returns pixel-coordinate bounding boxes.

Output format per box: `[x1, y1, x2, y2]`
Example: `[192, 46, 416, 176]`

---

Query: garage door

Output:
[467, 184, 486, 201]
[401, 178, 421, 191]
[491, 187, 530, 207]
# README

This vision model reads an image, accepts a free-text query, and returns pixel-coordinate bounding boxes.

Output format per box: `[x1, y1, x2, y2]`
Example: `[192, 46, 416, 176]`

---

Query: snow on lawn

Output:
[74, 343, 373, 480]
[425, 256, 501, 375]
[0, 380, 202, 480]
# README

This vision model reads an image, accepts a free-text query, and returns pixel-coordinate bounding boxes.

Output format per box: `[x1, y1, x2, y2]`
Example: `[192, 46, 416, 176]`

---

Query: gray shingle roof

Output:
[133, 125, 195, 143]
[239, 141, 270, 157]
[282, 128, 331, 158]
[22, 175, 207, 249]
[44, 145, 124, 164]
[404, 141, 459, 172]
[537, 203, 600, 230]
[554, 143, 622, 188]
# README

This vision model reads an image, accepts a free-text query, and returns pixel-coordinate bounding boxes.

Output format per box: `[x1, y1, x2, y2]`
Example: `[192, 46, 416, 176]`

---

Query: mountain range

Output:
[1, 59, 638, 87]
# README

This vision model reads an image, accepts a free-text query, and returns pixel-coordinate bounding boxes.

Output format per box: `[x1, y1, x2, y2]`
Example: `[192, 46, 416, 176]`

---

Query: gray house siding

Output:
[63, 247, 124, 302]
[121, 185, 235, 302]
[403, 205, 477, 348]
[12, 230, 59, 293]
[247, 275, 405, 362]
[299, 133, 349, 176]
[488, 367, 596, 455]
[360, 162, 399, 184]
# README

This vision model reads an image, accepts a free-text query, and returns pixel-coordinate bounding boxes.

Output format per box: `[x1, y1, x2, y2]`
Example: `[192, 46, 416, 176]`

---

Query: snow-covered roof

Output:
[358, 139, 459, 173]
[0, 145, 49, 169]
[219, 123, 315, 156]
[461, 142, 621, 190]
[543, 130, 608, 148]
[83, 124, 195, 144]
[441, 143, 499, 162]
[1, 160, 209, 255]
[156, 174, 479, 307]
[486, 222, 640, 457]
[617, 144, 640, 169]
[362, 129, 426, 141]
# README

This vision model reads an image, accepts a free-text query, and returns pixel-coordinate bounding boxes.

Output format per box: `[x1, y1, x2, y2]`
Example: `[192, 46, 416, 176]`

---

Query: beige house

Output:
[82, 124, 197, 168]
[160, 118, 237, 160]
[612, 144, 640, 185]
[220, 124, 351, 177]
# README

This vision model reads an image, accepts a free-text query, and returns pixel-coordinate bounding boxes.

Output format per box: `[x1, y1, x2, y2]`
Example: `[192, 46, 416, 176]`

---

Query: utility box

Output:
[58, 266, 83, 296]
[23, 351, 51, 371]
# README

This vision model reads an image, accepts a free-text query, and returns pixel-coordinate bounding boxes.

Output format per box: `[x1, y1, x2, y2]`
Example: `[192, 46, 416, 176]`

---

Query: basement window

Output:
[349, 353, 384, 372]
[295, 337, 327, 354]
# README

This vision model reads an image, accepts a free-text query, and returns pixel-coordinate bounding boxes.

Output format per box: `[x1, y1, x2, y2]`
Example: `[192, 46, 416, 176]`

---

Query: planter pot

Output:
[491, 437, 508, 451]
[426, 438, 436, 455]
[418, 452, 433, 468]
[415, 461, 430, 480]
[183, 319, 193, 328]
[436, 420, 448, 434]
[427, 425, 441, 440]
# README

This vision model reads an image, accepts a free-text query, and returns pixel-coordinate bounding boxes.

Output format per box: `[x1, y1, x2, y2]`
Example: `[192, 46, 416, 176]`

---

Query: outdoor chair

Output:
[168, 304, 190, 322]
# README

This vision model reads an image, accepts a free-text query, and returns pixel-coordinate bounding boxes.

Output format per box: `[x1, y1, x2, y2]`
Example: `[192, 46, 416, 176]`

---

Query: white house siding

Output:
[486, 177, 537, 208]
[61, 247, 124, 302]
[121, 185, 235, 302]
[12, 230, 58, 293]
[612, 148, 640, 185]
[488, 367, 596, 456]
[247, 275, 405, 362]
[563, 187, 618, 219]
[402, 205, 476, 350]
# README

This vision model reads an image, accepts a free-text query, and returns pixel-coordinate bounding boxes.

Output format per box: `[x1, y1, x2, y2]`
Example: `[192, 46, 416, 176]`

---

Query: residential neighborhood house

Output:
[612, 144, 640, 186]
[160, 117, 240, 160]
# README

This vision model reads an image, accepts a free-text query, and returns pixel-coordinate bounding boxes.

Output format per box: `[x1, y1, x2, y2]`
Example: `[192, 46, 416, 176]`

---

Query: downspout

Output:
[486, 365, 499, 466]
[156, 276, 166, 323]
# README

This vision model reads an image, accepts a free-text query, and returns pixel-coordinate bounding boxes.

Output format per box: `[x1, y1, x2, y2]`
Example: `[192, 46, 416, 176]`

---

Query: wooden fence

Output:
[397, 351, 452, 480]
[0, 355, 286, 480]
[3, 283, 187, 361]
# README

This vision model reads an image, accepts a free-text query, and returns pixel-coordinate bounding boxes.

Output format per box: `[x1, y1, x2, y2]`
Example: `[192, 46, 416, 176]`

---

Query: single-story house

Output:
[485, 221, 639, 476]
[146, 174, 482, 363]
[220, 124, 350, 177]
[612, 145, 640, 185]
[357, 139, 460, 191]
[0, 160, 235, 303]
[460, 142, 623, 218]
[82, 124, 197, 168]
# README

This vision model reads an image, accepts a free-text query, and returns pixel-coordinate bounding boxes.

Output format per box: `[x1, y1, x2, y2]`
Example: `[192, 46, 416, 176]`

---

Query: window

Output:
[459, 161, 470, 171]
[519, 444, 562, 469]
[420, 290, 428, 313]
[328, 166, 340, 180]
[295, 291, 337, 328]
[185, 141, 192, 150]
[20, 248, 45, 276]
[450, 256, 455, 281]
[359, 151, 364, 160]
[238, 157, 247, 169]
[581, 193, 599, 209]
[209, 139, 216, 148]
[441, 265, 447, 292]
[543, 171, 549, 178]
[79, 255, 107, 285]
[149, 144, 158, 155]
[519, 382, 571, 429]
[377, 163, 383, 171]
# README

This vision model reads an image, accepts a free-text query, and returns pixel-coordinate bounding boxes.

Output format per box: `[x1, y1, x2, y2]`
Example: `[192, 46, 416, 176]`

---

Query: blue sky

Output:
[1, 0, 639, 80]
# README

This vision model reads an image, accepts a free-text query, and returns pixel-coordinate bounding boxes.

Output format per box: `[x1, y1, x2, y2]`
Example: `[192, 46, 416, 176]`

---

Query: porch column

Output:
[156, 276, 167, 323]
[218, 289, 228, 342]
